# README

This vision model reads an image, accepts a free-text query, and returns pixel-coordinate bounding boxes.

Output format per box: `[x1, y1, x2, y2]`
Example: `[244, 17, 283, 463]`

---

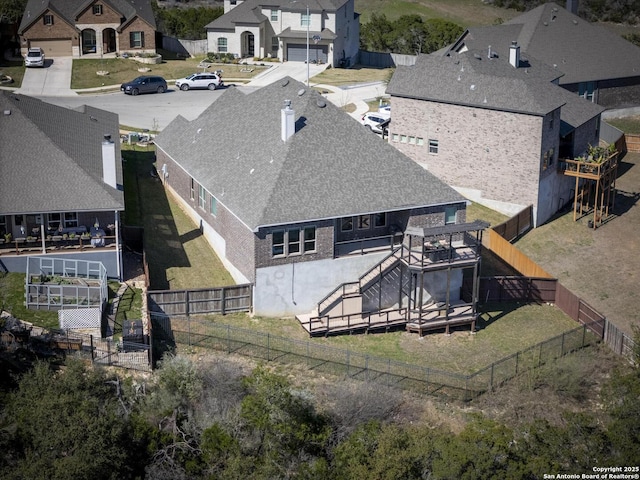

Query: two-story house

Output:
[154, 77, 486, 325]
[387, 43, 604, 226]
[205, 0, 359, 67]
[450, 2, 640, 108]
[18, 0, 157, 58]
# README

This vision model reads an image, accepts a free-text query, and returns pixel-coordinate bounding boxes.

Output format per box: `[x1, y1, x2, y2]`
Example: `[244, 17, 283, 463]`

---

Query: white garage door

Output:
[35, 39, 72, 57]
[287, 43, 328, 63]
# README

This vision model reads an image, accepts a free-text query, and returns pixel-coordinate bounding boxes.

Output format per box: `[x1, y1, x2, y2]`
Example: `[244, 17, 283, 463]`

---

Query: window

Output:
[130, 31, 144, 48]
[373, 212, 387, 228]
[0, 215, 6, 235]
[357, 215, 370, 230]
[400, 135, 407, 143]
[301, 12, 310, 28]
[190, 178, 195, 200]
[198, 185, 206, 210]
[47, 212, 78, 230]
[578, 81, 595, 102]
[392, 134, 399, 142]
[218, 37, 227, 53]
[303, 227, 316, 252]
[43, 14, 54, 25]
[288, 228, 301, 254]
[271, 9, 278, 21]
[272, 231, 285, 256]
[93, 4, 103, 15]
[272, 227, 316, 257]
[64, 212, 78, 228]
[340, 217, 353, 232]
[445, 207, 456, 225]
[417, 137, 424, 146]
[409, 136, 416, 145]
[542, 148, 555, 171]
[271, 36, 279, 54]
[210, 196, 217, 216]
[47, 213, 61, 230]
[429, 139, 439, 154]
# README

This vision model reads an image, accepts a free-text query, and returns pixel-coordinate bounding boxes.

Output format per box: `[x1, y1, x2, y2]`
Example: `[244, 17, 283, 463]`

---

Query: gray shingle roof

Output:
[206, 0, 349, 30]
[19, 0, 156, 34]
[0, 92, 124, 215]
[387, 51, 568, 116]
[155, 78, 464, 231]
[459, 2, 640, 85]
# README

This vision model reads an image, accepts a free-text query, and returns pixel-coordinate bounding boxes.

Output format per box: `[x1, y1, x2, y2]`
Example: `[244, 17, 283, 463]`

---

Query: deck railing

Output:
[0, 235, 118, 255]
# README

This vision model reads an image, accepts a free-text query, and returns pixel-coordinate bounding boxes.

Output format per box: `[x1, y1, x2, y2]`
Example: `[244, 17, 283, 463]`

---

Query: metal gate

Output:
[287, 43, 327, 63]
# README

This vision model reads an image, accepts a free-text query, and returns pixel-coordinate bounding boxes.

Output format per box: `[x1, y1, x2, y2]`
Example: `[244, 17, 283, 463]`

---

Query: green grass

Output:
[0, 273, 59, 330]
[190, 301, 581, 374]
[606, 116, 640, 134]
[354, 0, 518, 26]
[122, 148, 234, 290]
[0, 60, 25, 88]
[71, 55, 267, 90]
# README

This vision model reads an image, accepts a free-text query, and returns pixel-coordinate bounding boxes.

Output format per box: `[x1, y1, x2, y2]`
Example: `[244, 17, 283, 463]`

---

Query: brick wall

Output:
[22, 10, 77, 41]
[120, 17, 156, 51]
[76, 2, 122, 24]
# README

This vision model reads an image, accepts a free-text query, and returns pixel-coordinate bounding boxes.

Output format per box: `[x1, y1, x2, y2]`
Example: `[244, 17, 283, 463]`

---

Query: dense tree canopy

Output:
[151, 2, 223, 40]
[360, 14, 464, 54]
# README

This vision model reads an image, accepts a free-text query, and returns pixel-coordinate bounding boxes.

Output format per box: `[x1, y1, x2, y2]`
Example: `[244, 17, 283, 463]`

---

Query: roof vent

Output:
[543, 21, 548, 26]
[316, 98, 326, 108]
[297, 88, 305, 96]
[3, 110, 10, 115]
[470, 84, 476, 90]
[573, 19, 578, 25]
[281, 79, 289, 87]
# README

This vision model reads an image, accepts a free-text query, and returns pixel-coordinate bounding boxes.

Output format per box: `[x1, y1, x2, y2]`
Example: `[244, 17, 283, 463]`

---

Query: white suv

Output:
[175, 72, 223, 91]
[25, 47, 45, 67]
[361, 112, 390, 134]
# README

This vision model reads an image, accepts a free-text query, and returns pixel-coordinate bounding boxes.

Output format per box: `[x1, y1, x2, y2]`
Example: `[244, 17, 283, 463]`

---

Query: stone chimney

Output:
[566, 0, 578, 15]
[509, 41, 520, 68]
[102, 134, 117, 189]
[281, 99, 295, 142]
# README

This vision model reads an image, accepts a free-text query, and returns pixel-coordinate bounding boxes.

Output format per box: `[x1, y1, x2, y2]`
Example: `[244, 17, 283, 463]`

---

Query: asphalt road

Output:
[40, 86, 230, 131]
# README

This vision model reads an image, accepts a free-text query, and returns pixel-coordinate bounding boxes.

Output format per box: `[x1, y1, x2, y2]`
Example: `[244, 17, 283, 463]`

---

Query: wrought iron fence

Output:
[151, 313, 601, 401]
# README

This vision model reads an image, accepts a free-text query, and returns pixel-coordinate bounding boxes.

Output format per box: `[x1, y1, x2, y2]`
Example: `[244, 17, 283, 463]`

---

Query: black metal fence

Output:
[151, 314, 601, 401]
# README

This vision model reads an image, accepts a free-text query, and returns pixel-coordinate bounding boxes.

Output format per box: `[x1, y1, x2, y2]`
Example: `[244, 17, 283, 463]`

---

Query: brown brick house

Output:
[153, 77, 483, 320]
[18, 0, 157, 58]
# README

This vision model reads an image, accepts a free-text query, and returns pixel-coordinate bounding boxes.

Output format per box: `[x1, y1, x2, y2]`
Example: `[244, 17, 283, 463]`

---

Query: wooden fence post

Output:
[221, 287, 226, 315]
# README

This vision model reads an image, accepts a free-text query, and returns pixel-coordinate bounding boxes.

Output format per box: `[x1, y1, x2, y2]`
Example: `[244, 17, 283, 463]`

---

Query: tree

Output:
[0, 0, 26, 23]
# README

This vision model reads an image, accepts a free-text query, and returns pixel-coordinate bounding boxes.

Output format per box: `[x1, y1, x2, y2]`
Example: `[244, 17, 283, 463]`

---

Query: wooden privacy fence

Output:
[488, 231, 553, 278]
[471, 276, 557, 303]
[148, 284, 253, 316]
[492, 205, 532, 242]
[625, 133, 640, 153]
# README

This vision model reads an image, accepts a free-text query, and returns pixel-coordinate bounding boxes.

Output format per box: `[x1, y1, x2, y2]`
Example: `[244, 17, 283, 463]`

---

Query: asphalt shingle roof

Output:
[155, 78, 464, 231]
[459, 2, 640, 85]
[0, 92, 124, 215]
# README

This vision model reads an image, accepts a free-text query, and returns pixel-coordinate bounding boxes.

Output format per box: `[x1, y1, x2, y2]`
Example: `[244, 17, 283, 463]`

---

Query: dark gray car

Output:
[120, 76, 167, 95]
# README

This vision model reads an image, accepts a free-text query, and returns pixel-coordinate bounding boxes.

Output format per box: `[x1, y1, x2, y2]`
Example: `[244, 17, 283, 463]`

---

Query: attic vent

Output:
[297, 88, 305, 96]
[281, 79, 289, 87]
[90, 116, 97, 122]
[316, 99, 326, 108]
[573, 19, 578, 24]
[543, 21, 548, 26]
[470, 84, 476, 90]
[3, 110, 10, 115]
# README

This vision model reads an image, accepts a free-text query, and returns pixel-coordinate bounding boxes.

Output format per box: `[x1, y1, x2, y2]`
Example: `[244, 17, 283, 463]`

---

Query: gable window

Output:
[130, 31, 144, 48]
[43, 14, 54, 25]
[93, 4, 103, 15]
[357, 215, 370, 230]
[271, 9, 278, 21]
[198, 185, 206, 210]
[272, 226, 316, 257]
[340, 217, 353, 232]
[429, 139, 439, 154]
[445, 206, 456, 225]
[301, 12, 310, 28]
[210, 197, 217, 216]
[373, 212, 387, 228]
[218, 37, 228, 53]
[190, 178, 195, 200]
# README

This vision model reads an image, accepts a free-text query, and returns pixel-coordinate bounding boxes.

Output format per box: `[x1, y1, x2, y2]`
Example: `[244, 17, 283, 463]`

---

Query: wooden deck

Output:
[406, 303, 477, 336]
[297, 308, 408, 337]
[0, 236, 118, 256]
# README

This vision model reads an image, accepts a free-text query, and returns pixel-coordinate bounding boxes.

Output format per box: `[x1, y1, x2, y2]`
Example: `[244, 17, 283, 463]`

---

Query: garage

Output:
[33, 39, 73, 57]
[287, 43, 328, 64]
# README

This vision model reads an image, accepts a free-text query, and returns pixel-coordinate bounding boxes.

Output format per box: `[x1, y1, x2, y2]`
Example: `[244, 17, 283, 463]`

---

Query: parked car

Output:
[175, 72, 223, 91]
[120, 76, 167, 95]
[25, 47, 45, 67]
[361, 112, 390, 134]
[378, 104, 391, 115]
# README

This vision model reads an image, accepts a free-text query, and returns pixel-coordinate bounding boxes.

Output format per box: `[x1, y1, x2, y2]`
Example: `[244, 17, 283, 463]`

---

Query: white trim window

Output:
[43, 14, 54, 25]
[130, 31, 144, 48]
[218, 37, 228, 53]
[210, 197, 217, 216]
[93, 4, 103, 15]
[445, 206, 456, 225]
[373, 212, 387, 228]
[357, 215, 370, 230]
[272, 226, 316, 257]
[190, 178, 195, 200]
[198, 185, 206, 210]
[301, 12, 310, 28]
[340, 217, 353, 232]
[271, 9, 278, 21]
[429, 139, 439, 154]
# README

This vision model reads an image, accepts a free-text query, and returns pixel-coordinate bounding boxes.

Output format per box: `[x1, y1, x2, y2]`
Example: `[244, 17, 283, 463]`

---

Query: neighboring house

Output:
[449, 1, 640, 108]
[205, 0, 359, 67]
[0, 91, 125, 279]
[154, 77, 479, 323]
[386, 43, 604, 227]
[18, 0, 157, 58]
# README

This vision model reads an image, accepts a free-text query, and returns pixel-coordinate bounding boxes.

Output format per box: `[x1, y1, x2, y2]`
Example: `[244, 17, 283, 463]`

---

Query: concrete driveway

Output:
[246, 60, 329, 87]
[18, 57, 76, 96]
